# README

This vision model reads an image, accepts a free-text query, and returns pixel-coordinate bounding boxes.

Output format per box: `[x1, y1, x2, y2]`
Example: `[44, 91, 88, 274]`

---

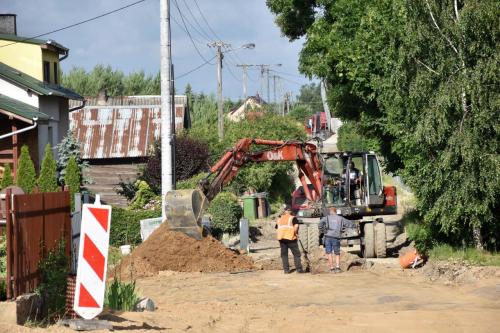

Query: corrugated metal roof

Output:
[69, 95, 190, 159]
[0, 62, 83, 100]
[0, 94, 50, 122]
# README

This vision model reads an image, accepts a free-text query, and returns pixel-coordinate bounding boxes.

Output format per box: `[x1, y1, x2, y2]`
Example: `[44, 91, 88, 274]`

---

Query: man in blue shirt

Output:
[319, 206, 356, 273]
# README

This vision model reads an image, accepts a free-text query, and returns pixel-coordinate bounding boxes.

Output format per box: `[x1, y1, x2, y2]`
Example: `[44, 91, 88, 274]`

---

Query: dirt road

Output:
[3, 263, 498, 333]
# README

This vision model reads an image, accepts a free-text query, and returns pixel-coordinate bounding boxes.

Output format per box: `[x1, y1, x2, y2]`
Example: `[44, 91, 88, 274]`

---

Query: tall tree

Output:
[16, 145, 36, 194]
[64, 157, 81, 210]
[267, 0, 499, 249]
[0, 164, 13, 189]
[38, 143, 58, 192]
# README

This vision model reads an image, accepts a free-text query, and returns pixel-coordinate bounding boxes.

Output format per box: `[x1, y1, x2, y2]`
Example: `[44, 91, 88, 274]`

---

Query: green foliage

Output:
[0, 279, 5, 301]
[36, 239, 69, 320]
[429, 245, 500, 267]
[176, 172, 208, 190]
[110, 207, 161, 246]
[0, 235, 6, 277]
[207, 192, 242, 235]
[56, 130, 88, 184]
[406, 223, 435, 255]
[16, 145, 36, 194]
[129, 181, 157, 210]
[337, 122, 379, 152]
[288, 104, 313, 122]
[1, 163, 13, 189]
[38, 144, 58, 192]
[268, 0, 500, 249]
[62, 65, 160, 96]
[105, 277, 140, 311]
[64, 157, 81, 210]
[295, 83, 323, 113]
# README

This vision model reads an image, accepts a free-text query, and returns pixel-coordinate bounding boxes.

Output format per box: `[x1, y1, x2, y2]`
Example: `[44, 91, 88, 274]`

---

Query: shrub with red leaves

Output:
[142, 137, 210, 194]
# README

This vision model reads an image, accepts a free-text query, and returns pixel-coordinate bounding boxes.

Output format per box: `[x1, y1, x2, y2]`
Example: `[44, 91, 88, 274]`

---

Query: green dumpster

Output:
[242, 195, 257, 220]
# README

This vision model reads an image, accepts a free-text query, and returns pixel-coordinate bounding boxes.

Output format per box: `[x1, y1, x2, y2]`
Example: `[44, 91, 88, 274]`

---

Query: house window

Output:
[43, 61, 50, 82]
[53, 63, 58, 84]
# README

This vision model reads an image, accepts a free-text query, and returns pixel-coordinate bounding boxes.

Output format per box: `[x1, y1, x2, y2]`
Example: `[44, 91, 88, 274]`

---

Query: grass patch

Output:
[105, 277, 140, 311]
[429, 244, 500, 266]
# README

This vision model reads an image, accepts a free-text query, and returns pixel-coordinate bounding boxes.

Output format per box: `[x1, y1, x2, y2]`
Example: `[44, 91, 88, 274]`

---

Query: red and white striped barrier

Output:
[73, 196, 112, 319]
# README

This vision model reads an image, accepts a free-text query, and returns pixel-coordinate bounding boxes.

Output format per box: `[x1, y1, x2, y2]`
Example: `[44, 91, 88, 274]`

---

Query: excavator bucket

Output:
[164, 189, 209, 240]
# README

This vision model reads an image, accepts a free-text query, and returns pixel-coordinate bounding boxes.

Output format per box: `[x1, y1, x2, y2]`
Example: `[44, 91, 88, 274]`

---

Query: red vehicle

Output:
[305, 112, 328, 138]
[165, 138, 397, 258]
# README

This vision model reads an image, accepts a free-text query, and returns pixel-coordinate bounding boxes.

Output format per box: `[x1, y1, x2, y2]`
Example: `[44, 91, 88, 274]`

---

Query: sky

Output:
[3, 0, 314, 100]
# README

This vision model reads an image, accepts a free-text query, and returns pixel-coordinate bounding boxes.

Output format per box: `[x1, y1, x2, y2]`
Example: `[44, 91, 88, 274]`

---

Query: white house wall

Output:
[0, 77, 39, 107]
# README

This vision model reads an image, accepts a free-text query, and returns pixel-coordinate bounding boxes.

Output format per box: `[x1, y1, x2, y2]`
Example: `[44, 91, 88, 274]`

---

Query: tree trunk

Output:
[472, 224, 484, 250]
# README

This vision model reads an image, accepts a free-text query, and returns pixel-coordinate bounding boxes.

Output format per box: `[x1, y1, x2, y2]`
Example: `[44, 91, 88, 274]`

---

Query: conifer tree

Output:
[1, 163, 13, 189]
[64, 156, 81, 209]
[38, 143, 59, 192]
[16, 145, 36, 194]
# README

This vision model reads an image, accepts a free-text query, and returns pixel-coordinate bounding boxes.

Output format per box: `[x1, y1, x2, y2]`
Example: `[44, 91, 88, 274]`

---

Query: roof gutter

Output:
[69, 99, 85, 112]
[0, 117, 38, 140]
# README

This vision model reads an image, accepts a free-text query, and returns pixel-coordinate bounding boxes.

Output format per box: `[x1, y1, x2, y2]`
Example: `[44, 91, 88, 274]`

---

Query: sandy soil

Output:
[1, 263, 499, 333]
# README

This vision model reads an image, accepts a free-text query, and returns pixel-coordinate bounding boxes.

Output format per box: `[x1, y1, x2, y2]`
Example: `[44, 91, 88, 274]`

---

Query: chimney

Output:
[0, 14, 17, 35]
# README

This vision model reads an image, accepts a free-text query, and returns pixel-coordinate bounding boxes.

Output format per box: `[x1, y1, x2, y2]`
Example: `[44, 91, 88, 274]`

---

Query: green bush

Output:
[0, 235, 6, 277]
[207, 192, 242, 235]
[129, 181, 157, 209]
[16, 145, 36, 194]
[105, 277, 140, 311]
[64, 156, 81, 210]
[176, 172, 208, 190]
[406, 222, 435, 255]
[1, 163, 13, 189]
[110, 207, 161, 246]
[36, 239, 69, 320]
[38, 144, 58, 192]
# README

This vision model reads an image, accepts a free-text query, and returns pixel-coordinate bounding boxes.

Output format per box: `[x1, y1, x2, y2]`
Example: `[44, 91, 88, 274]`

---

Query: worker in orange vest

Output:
[276, 205, 304, 274]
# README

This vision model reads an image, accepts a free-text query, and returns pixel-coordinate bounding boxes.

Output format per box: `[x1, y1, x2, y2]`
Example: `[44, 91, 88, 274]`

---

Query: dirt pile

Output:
[112, 223, 254, 279]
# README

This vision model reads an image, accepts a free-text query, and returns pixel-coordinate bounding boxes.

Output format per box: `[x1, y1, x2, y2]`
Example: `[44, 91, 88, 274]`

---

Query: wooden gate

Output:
[4, 189, 71, 299]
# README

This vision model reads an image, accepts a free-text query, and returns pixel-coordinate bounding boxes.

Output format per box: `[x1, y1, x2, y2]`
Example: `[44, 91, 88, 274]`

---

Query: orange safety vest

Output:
[276, 213, 297, 241]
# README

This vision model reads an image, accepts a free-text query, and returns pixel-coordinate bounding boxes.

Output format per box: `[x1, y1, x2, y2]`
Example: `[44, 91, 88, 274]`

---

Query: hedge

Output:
[110, 207, 161, 247]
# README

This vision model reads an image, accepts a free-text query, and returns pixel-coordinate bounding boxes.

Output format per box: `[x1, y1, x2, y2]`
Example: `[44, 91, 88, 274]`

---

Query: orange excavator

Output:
[165, 138, 397, 258]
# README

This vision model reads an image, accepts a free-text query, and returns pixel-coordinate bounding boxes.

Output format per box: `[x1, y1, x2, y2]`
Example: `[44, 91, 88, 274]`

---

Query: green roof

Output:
[0, 62, 83, 100]
[0, 94, 50, 122]
[0, 33, 47, 46]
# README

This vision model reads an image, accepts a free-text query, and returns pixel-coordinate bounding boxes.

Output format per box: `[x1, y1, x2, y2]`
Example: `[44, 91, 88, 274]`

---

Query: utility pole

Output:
[236, 64, 249, 100]
[160, 0, 173, 219]
[241, 64, 281, 103]
[208, 41, 230, 140]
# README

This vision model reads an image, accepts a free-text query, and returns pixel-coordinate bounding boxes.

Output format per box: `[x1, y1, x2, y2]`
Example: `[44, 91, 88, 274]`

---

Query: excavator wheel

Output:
[361, 223, 375, 258]
[374, 222, 387, 258]
[164, 189, 209, 240]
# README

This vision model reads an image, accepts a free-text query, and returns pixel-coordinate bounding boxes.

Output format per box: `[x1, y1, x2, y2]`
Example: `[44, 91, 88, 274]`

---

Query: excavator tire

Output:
[298, 226, 309, 253]
[362, 223, 375, 258]
[374, 222, 387, 258]
[307, 225, 320, 253]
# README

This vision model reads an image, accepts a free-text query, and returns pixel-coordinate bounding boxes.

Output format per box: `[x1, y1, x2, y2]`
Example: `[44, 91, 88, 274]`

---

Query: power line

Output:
[176, 55, 216, 79]
[223, 59, 242, 82]
[0, 0, 147, 48]
[191, 0, 222, 40]
[172, 0, 214, 64]
[180, 0, 212, 41]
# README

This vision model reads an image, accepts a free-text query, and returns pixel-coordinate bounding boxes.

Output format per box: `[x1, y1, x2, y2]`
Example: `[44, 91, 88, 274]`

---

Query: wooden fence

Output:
[3, 189, 71, 299]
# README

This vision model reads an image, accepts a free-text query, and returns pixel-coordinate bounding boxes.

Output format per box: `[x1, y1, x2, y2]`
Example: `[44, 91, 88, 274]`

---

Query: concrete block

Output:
[134, 297, 155, 312]
[15, 293, 42, 324]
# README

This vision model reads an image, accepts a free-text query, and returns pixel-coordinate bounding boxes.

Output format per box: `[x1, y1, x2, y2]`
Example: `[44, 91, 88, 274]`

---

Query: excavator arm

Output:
[165, 138, 323, 239]
[200, 138, 322, 202]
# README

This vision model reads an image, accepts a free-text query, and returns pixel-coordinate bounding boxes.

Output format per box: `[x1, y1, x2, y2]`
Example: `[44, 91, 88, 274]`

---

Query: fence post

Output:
[5, 188, 12, 299]
[71, 193, 82, 274]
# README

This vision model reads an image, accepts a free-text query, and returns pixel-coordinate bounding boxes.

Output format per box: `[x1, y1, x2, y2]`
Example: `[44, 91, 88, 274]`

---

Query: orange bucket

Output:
[399, 250, 421, 269]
